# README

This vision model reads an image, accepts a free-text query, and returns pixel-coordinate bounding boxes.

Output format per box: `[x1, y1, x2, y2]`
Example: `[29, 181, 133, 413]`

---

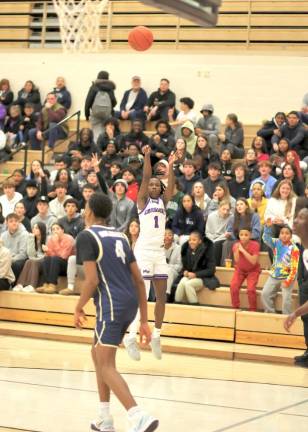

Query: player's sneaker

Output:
[90, 415, 115, 432]
[124, 335, 141, 361]
[150, 336, 162, 360]
[128, 412, 159, 432]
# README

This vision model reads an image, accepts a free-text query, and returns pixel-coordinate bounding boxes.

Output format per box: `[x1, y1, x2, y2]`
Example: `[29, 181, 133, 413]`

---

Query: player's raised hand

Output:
[284, 312, 297, 332]
[139, 322, 152, 346]
[74, 307, 87, 329]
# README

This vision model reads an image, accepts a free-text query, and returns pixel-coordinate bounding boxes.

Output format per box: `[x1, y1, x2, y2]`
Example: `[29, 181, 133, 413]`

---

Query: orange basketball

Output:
[128, 26, 153, 51]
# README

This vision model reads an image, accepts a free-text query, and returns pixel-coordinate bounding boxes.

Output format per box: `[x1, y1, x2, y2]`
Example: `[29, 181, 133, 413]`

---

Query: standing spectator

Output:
[164, 228, 182, 302]
[178, 159, 201, 194]
[251, 136, 270, 162]
[169, 97, 197, 138]
[117, 76, 147, 122]
[264, 179, 297, 230]
[247, 181, 268, 226]
[229, 162, 250, 199]
[49, 182, 72, 219]
[16, 80, 41, 113]
[250, 160, 277, 198]
[52, 76, 72, 110]
[272, 111, 307, 159]
[110, 179, 135, 232]
[195, 104, 221, 151]
[28, 92, 68, 150]
[202, 162, 226, 198]
[174, 231, 219, 304]
[85, 71, 116, 142]
[219, 113, 244, 158]
[145, 78, 176, 121]
[230, 227, 260, 311]
[206, 200, 232, 266]
[180, 121, 197, 155]
[31, 196, 57, 234]
[0, 238, 15, 290]
[262, 221, 299, 314]
[58, 198, 84, 238]
[257, 112, 286, 153]
[172, 194, 205, 245]
[0, 180, 22, 217]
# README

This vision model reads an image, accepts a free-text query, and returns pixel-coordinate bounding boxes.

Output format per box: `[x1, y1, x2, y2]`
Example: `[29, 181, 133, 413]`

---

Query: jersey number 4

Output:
[115, 240, 126, 264]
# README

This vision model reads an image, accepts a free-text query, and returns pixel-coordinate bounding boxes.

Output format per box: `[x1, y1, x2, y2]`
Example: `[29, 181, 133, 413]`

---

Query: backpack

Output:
[91, 90, 112, 119]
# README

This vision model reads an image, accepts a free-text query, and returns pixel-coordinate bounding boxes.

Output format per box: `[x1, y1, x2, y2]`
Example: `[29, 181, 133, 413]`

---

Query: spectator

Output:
[174, 231, 219, 304]
[169, 97, 197, 138]
[1, 213, 28, 280]
[251, 136, 270, 162]
[52, 76, 72, 110]
[262, 221, 299, 314]
[202, 162, 226, 198]
[178, 159, 201, 194]
[12, 169, 27, 195]
[15, 80, 41, 113]
[191, 181, 211, 219]
[193, 134, 220, 178]
[0, 238, 15, 290]
[166, 178, 184, 228]
[264, 179, 297, 230]
[257, 111, 286, 153]
[117, 75, 147, 122]
[21, 180, 41, 220]
[85, 71, 116, 142]
[0, 180, 23, 217]
[58, 198, 84, 238]
[244, 148, 259, 182]
[247, 181, 268, 226]
[195, 104, 221, 151]
[284, 150, 305, 180]
[271, 138, 290, 177]
[250, 160, 277, 198]
[120, 119, 149, 156]
[74, 155, 93, 190]
[273, 163, 305, 197]
[97, 117, 122, 153]
[272, 111, 307, 159]
[28, 92, 68, 150]
[67, 127, 99, 160]
[121, 168, 139, 203]
[18, 103, 36, 144]
[230, 227, 261, 311]
[78, 183, 96, 211]
[172, 194, 205, 245]
[54, 167, 81, 200]
[0, 78, 13, 107]
[48, 155, 68, 185]
[105, 161, 122, 188]
[180, 121, 197, 155]
[173, 138, 192, 176]
[206, 200, 232, 266]
[36, 222, 75, 294]
[164, 228, 182, 302]
[229, 162, 250, 199]
[149, 120, 175, 162]
[3, 104, 24, 148]
[14, 222, 46, 292]
[31, 196, 57, 234]
[49, 182, 72, 219]
[100, 141, 120, 172]
[145, 78, 176, 121]
[14, 201, 31, 232]
[219, 113, 244, 158]
[220, 149, 233, 182]
[122, 143, 143, 167]
[110, 179, 135, 232]
[0, 203, 4, 235]
[125, 218, 140, 250]
[207, 182, 236, 216]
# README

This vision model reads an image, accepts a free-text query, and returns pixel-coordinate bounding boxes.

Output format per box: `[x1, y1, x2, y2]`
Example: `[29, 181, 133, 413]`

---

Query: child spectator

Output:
[164, 228, 182, 302]
[193, 134, 220, 178]
[31, 196, 57, 234]
[244, 148, 259, 182]
[219, 113, 244, 158]
[207, 183, 236, 216]
[229, 162, 250, 199]
[0, 238, 15, 290]
[251, 136, 269, 162]
[206, 200, 232, 266]
[174, 231, 219, 304]
[191, 181, 211, 219]
[247, 181, 268, 226]
[18, 103, 37, 144]
[202, 162, 226, 198]
[3, 104, 24, 148]
[49, 182, 72, 219]
[250, 160, 277, 198]
[230, 227, 261, 311]
[220, 148, 233, 182]
[262, 221, 300, 314]
[178, 159, 201, 194]
[36, 222, 75, 294]
[121, 168, 139, 202]
[0, 180, 23, 217]
[172, 194, 205, 245]
[14, 201, 31, 232]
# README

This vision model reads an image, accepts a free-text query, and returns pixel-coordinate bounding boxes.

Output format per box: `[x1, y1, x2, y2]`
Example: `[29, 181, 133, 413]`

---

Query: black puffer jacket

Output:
[85, 73, 117, 120]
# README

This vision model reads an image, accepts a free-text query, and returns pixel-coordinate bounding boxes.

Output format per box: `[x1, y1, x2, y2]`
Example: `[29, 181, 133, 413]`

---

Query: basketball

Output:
[128, 26, 153, 51]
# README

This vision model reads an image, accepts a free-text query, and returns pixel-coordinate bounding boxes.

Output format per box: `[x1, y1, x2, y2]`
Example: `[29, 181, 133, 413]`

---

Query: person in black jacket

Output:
[145, 78, 176, 121]
[0, 78, 13, 107]
[84, 71, 117, 142]
[119, 119, 149, 156]
[272, 111, 307, 159]
[96, 117, 122, 153]
[172, 194, 205, 245]
[257, 112, 286, 153]
[21, 180, 42, 219]
[53, 77, 72, 110]
[174, 231, 219, 304]
[67, 128, 99, 161]
[148, 120, 175, 163]
[15, 80, 41, 113]
[116, 76, 147, 122]
[229, 162, 250, 199]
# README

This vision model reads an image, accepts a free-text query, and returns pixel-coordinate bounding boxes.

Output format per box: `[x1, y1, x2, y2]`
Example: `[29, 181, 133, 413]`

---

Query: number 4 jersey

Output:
[135, 197, 166, 251]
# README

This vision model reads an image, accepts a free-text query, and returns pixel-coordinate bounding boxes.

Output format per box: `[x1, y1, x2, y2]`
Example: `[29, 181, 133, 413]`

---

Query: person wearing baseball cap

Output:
[116, 76, 147, 122]
[31, 196, 57, 234]
[195, 103, 221, 151]
[110, 178, 135, 232]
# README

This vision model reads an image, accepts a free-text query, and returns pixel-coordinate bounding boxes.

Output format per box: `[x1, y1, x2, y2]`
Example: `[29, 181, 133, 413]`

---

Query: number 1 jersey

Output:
[136, 197, 166, 251]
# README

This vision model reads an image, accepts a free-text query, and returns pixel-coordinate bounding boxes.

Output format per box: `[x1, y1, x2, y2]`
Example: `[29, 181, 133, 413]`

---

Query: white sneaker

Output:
[90, 415, 115, 432]
[150, 336, 162, 360]
[22, 285, 35, 293]
[12, 284, 23, 292]
[123, 335, 141, 361]
[128, 412, 159, 432]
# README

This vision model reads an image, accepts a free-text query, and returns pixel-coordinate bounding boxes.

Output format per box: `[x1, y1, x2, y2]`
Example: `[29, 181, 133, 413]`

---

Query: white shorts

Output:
[134, 247, 168, 280]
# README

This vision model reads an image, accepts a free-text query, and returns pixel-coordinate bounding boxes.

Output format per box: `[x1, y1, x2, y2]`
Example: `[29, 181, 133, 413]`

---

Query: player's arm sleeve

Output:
[76, 230, 99, 264]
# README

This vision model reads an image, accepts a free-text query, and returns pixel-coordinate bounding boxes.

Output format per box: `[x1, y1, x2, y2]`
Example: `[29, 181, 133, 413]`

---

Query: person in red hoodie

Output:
[122, 167, 139, 203]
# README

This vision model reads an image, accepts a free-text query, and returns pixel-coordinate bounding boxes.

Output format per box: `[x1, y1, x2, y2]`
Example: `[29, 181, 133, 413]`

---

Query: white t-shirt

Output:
[0, 192, 23, 217]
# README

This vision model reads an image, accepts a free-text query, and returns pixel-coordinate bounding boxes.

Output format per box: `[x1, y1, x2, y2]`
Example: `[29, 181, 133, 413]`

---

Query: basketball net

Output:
[53, 0, 109, 53]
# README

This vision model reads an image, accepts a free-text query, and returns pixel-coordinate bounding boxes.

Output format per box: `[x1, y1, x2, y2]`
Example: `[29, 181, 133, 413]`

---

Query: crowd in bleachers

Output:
[0, 70, 308, 315]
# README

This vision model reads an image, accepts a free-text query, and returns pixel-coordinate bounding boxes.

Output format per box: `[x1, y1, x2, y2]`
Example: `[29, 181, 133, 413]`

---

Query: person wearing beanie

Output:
[195, 103, 221, 151]
[110, 179, 136, 232]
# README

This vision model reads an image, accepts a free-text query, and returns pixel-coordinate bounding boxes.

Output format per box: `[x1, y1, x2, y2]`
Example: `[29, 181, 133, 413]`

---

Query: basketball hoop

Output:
[53, 0, 109, 53]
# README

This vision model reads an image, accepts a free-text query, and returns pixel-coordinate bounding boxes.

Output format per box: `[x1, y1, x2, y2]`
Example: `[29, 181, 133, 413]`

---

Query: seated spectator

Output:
[67, 127, 99, 160]
[70, 156, 82, 180]
[0, 78, 13, 108]
[172, 194, 205, 245]
[207, 182, 236, 216]
[18, 103, 37, 144]
[0, 180, 22, 217]
[206, 200, 232, 266]
[15, 80, 41, 113]
[0, 203, 5, 235]
[3, 104, 24, 148]
[1, 213, 28, 279]
[52, 76, 72, 110]
[121, 168, 139, 202]
[36, 222, 75, 294]
[49, 182, 72, 219]
[14, 222, 46, 292]
[110, 179, 135, 232]
[195, 104, 221, 151]
[168, 97, 197, 138]
[221, 198, 261, 265]
[14, 201, 31, 232]
[27, 160, 49, 195]
[247, 181, 268, 226]
[202, 162, 226, 198]
[271, 137, 290, 177]
[193, 134, 220, 178]
[264, 179, 297, 230]
[272, 111, 307, 159]
[84, 71, 116, 142]
[262, 221, 299, 314]
[179, 159, 201, 194]
[180, 121, 197, 155]
[0, 238, 15, 290]
[12, 169, 27, 195]
[117, 75, 147, 122]
[229, 162, 250, 199]
[230, 227, 260, 311]
[125, 218, 140, 250]
[250, 160, 277, 198]
[74, 155, 92, 190]
[122, 145, 143, 175]
[97, 117, 122, 153]
[58, 198, 84, 238]
[145, 78, 176, 121]
[120, 119, 149, 156]
[257, 111, 286, 153]
[173, 138, 192, 176]
[100, 141, 120, 172]
[54, 168, 81, 200]
[220, 148, 233, 182]
[175, 231, 219, 304]
[31, 196, 57, 234]
[149, 120, 175, 162]
[219, 113, 244, 158]
[164, 228, 182, 302]
[244, 148, 259, 181]
[87, 169, 106, 194]
[191, 181, 211, 219]
[22, 180, 41, 220]
[49, 155, 68, 185]
[105, 161, 122, 188]
[284, 150, 305, 179]
[78, 183, 96, 211]
[273, 162, 305, 197]
[166, 178, 184, 228]
[251, 136, 270, 162]
[28, 92, 68, 150]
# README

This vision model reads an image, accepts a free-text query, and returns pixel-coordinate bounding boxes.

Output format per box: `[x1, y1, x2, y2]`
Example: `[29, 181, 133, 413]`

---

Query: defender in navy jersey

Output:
[74, 193, 158, 432]
[124, 146, 177, 361]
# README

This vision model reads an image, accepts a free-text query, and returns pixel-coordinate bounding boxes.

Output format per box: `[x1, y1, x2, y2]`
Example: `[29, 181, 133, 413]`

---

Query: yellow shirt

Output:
[247, 197, 268, 226]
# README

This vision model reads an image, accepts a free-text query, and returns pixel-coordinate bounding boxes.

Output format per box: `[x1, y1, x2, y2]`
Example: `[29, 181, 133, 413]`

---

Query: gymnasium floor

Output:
[0, 335, 308, 432]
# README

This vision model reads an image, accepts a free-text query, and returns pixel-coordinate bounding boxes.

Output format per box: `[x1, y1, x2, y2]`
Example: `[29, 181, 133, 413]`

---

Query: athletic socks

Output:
[99, 401, 110, 418]
[152, 327, 161, 338]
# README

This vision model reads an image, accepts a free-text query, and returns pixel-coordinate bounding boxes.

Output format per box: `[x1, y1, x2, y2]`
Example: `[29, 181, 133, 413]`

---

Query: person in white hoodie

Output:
[206, 200, 232, 266]
[0, 238, 15, 290]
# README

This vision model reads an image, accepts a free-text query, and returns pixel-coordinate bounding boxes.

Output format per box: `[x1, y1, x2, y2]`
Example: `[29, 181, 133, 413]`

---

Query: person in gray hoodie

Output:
[110, 179, 135, 232]
[195, 104, 221, 151]
[1, 213, 28, 279]
[30, 196, 57, 234]
[0, 238, 15, 290]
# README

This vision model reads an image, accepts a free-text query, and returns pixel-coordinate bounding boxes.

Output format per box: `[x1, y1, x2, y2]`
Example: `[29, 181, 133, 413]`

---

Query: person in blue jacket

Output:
[116, 76, 147, 122]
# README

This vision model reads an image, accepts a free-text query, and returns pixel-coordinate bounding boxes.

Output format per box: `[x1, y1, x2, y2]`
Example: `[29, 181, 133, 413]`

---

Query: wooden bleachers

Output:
[0, 2, 32, 48]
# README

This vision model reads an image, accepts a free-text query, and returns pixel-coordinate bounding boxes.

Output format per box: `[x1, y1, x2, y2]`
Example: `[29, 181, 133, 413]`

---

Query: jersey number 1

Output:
[154, 215, 159, 229]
